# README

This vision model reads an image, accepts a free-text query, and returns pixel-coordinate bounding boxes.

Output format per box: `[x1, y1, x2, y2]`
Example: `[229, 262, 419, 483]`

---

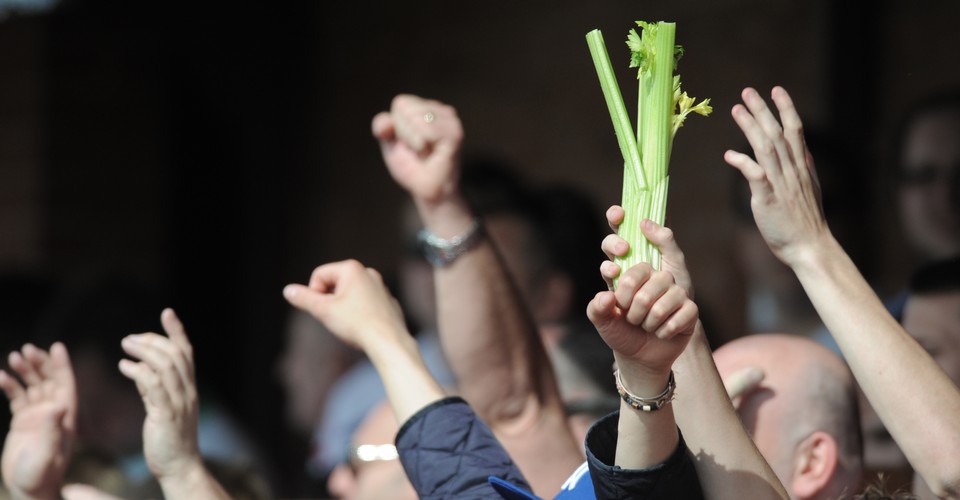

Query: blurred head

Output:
[714, 334, 862, 499]
[902, 256, 960, 384]
[326, 402, 416, 500]
[459, 158, 605, 329]
[861, 257, 960, 483]
[276, 308, 360, 434]
[895, 95, 960, 260]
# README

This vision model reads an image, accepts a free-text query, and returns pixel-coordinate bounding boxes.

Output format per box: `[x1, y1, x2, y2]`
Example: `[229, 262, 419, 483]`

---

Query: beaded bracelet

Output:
[614, 369, 676, 412]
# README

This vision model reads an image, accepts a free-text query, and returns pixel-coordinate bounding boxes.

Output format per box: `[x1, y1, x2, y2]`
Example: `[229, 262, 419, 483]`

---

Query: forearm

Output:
[364, 328, 447, 425]
[416, 195, 560, 421]
[416, 196, 583, 495]
[674, 324, 788, 499]
[791, 237, 960, 497]
[613, 358, 679, 469]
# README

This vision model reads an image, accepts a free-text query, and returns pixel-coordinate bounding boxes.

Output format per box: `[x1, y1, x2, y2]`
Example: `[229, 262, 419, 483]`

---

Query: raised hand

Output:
[118, 308, 227, 499]
[283, 260, 407, 350]
[0, 343, 77, 500]
[723, 87, 832, 267]
[372, 95, 464, 206]
[588, 262, 699, 382]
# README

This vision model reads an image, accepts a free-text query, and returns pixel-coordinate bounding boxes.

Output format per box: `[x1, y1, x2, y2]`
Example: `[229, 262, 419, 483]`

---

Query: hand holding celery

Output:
[586, 21, 710, 276]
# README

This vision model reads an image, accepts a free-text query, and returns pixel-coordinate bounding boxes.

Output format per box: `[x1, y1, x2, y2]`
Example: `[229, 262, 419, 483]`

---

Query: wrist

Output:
[780, 231, 842, 274]
[786, 236, 851, 290]
[157, 459, 214, 497]
[362, 324, 418, 363]
[613, 355, 673, 398]
[413, 194, 474, 238]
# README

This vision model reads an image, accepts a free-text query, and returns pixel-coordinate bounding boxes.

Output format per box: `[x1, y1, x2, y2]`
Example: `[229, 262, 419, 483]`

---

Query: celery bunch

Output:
[586, 21, 711, 278]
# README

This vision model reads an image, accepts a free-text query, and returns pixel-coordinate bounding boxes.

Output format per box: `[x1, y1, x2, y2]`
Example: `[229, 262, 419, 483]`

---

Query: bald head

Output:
[714, 334, 862, 500]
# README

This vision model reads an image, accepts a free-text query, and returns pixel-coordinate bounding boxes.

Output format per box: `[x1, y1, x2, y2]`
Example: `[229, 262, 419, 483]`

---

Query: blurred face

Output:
[898, 111, 960, 259]
[862, 291, 960, 472]
[277, 311, 353, 434]
[903, 291, 960, 385]
[327, 404, 416, 500]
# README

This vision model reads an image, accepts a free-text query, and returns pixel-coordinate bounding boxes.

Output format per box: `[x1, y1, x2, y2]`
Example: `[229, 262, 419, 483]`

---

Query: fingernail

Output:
[283, 285, 298, 299]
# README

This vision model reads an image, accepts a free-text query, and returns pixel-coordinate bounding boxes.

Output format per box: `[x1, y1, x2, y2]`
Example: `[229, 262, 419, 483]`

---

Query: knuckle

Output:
[758, 140, 775, 157]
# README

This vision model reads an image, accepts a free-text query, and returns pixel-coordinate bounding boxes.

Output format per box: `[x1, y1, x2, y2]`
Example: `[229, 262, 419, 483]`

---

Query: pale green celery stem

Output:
[614, 174, 649, 286]
[633, 22, 676, 272]
[639, 22, 676, 185]
[586, 29, 646, 191]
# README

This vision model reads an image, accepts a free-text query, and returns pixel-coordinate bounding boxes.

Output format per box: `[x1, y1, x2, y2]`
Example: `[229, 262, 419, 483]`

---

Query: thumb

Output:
[283, 284, 331, 320]
[640, 220, 693, 299]
[586, 291, 618, 331]
[371, 112, 395, 141]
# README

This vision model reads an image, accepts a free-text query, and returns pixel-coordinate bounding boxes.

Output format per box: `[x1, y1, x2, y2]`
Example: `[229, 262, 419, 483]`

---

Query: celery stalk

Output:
[586, 21, 711, 283]
[586, 30, 646, 191]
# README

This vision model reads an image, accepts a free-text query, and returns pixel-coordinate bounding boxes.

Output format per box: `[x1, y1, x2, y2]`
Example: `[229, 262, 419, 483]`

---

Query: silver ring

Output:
[423, 111, 436, 123]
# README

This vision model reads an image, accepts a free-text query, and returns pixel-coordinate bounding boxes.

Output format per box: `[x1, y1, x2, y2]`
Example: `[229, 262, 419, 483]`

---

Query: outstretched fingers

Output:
[0, 369, 26, 412]
[120, 334, 189, 415]
[118, 357, 175, 419]
[46, 342, 77, 433]
[160, 309, 194, 378]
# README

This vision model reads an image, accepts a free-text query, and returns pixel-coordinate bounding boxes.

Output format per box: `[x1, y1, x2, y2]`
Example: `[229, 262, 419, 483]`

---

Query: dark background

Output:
[1, 0, 958, 495]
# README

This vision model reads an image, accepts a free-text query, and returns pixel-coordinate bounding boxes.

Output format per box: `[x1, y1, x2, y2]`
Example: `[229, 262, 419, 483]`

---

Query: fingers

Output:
[118, 358, 175, 418]
[606, 205, 625, 232]
[283, 284, 331, 320]
[600, 260, 620, 291]
[120, 333, 192, 413]
[741, 88, 795, 177]
[724, 149, 773, 200]
[160, 309, 194, 371]
[371, 111, 395, 142]
[0, 369, 26, 412]
[307, 259, 365, 292]
[651, 300, 699, 340]
[47, 342, 77, 432]
[389, 95, 461, 156]
[724, 366, 765, 400]
[769, 87, 807, 171]
[623, 271, 675, 326]
[9, 345, 43, 387]
[613, 263, 653, 311]
[601, 233, 629, 260]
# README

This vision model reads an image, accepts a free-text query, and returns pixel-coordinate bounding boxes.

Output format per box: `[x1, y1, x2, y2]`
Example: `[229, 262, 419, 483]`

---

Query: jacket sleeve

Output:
[585, 411, 704, 500]
[396, 396, 533, 500]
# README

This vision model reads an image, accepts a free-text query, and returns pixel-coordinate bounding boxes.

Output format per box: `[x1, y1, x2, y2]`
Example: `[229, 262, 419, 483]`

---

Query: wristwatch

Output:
[417, 218, 483, 267]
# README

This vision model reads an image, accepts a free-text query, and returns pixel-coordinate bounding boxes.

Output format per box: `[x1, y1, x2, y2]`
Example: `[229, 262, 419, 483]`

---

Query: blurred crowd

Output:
[1, 82, 958, 500]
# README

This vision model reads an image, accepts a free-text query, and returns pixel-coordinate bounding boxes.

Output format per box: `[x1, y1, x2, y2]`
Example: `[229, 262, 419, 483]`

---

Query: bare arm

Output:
[600, 211, 788, 499]
[727, 86, 960, 498]
[371, 95, 581, 494]
[284, 260, 445, 424]
[118, 308, 230, 500]
[587, 259, 698, 469]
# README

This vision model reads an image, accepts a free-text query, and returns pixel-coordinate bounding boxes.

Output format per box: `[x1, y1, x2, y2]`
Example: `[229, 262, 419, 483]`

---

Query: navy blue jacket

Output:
[396, 397, 704, 499]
